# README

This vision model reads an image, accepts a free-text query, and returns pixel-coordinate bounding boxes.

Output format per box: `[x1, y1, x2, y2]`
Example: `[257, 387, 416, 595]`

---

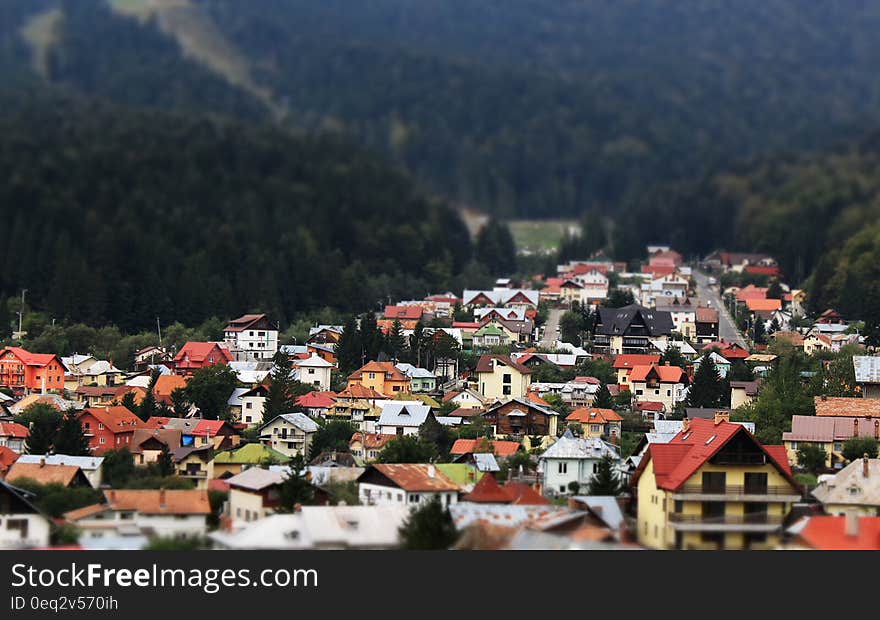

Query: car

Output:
[708, 276, 717, 285]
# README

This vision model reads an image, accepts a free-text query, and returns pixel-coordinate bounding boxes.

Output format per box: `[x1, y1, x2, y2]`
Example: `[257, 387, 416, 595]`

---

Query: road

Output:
[540, 308, 565, 349]
[692, 270, 749, 349]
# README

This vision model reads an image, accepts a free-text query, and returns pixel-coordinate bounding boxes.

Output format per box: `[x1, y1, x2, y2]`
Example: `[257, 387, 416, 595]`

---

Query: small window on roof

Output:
[705, 435, 717, 445]
[681, 432, 691, 441]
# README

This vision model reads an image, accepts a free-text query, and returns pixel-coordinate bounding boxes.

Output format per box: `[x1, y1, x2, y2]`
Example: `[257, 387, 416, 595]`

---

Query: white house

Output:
[395, 363, 436, 392]
[225, 467, 288, 526]
[538, 432, 620, 496]
[294, 354, 334, 392]
[223, 314, 279, 361]
[64, 489, 211, 542]
[358, 463, 460, 507]
[15, 454, 104, 488]
[239, 385, 268, 427]
[376, 402, 432, 436]
[0, 480, 52, 549]
[258, 413, 320, 458]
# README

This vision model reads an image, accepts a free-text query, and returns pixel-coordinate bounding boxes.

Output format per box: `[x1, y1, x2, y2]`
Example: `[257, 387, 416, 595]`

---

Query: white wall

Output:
[0, 513, 51, 549]
[359, 483, 457, 507]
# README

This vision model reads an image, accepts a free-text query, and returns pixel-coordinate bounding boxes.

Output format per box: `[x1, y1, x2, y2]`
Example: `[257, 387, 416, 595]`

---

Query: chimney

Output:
[293, 503, 303, 513]
[427, 465, 436, 479]
[821, 394, 827, 401]
[864, 453, 870, 478]
[681, 416, 690, 432]
[664, 361, 670, 366]
[845, 510, 860, 538]
[854, 418, 859, 435]
[39, 458, 45, 468]
[875, 420, 879, 440]
[714, 411, 730, 425]
[159, 489, 166, 508]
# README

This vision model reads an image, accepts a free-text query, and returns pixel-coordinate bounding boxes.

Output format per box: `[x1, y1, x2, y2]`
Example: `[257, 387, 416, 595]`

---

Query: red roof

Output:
[143, 416, 172, 429]
[635, 418, 795, 491]
[462, 474, 549, 505]
[635, 401, 665, 412]
[613, 354, 661, 370]
[78, 407, 146, 434]
[450, 438, 521, 457]
[0, 445, 20, 473]
[797, 516, 880, 550]
[641, 265, 677, 277]
[173, 342, 233, 365]
[336, 384, 385, 400]
[0, 422, 29, 439]
[296, 391, 337, 409]
[384, 305, 424, 321]
[208, 479, 231, 493]
[701, 341, 750, 359]
[566, 407, 623, 424]
[746, 298, 782, 312]
[629, 364, 688, 383]
[193, 419, 228, 437]
[2, 347, 60, 367]
[526, 391, 551, 407]
[744, 265, 780, 276]
[735, 285, 768, 302]
[452, 322, 482, 329]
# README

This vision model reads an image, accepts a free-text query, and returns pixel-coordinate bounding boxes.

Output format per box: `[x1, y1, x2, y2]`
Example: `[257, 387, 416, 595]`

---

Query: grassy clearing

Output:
[509, 219, 579, 255]
[20, 8, 64, 79]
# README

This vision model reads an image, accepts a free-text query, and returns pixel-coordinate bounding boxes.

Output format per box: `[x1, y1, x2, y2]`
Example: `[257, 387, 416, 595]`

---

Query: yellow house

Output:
[633, 413, 802, 550]
[474, 354, 532, 402]
[172, 445, 215, 490]
[347, 361, 411, 397]
[803, 333, 833, 356]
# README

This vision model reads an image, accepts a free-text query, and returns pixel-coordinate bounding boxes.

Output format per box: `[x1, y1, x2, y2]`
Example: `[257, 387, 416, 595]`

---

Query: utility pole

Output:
[157, 317, 163, 349]
[16, 289, 27, 340]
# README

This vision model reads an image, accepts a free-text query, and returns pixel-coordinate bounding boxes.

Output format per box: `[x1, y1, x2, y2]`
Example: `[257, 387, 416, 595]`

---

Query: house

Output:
[814, 396, 880, 419]
[788, 514, 880, 550]
[171, 445, 214, 489]
[613, 354, 661, 391]
[6, 459, 92, 488]
[782, 415, 879, 468]
[0, 347, 66, 396]
[745, 298, 782, 319]
[258, 413, 319, 458]
[632, 414, 801, 549]
[693, 351, 731, 378]
[628, 363, 689, 413]
[695, 307, 720, 344]
[357, 463, 460, 507]
[472, 322, 511, 350]
[295, 391, 336, 419]
[15, 455, 104, 488]
[0, 422, 28, 453]
[307, 325, 344, 345]
[212, 443, 290, 479]
[349, 432, 396, 462]
[812, 457, 880, 516]
[210, 505, 411, 550]
[639, 274, 689, 307]
[72, 385, 133, 408]
[151, 375, 189, 407]
[462, 473, 549, 505]
[76, 406, 147, 455]
[560, 376, 601, 407]
[655, 297, 697, 339]
[129, 428, 183, 466]
[538, 431, 620, 496]
[0, 446, 20, 478]
[474, 355, 532, 401]
[376, 402, 432, 436]
[462, 289, 540, 309]
[347, 361, 411, 397]
[803, 333, 833, 356]
[133, 346, 171, 372]
[701, 340, 750, 361]
[442, 388, 486, 411]
[64, 489, 211, 542]
[62, 356, 124, 389]
[227, 387, 250, 421]
[566, 407, 623, 440]
[225, 467, 289, 524]
[853, 356, 880, 399]
[7, 394, 81, 417]
[450, 438, 522, 459]
[395, 363, 436, 393]
[591, 305, 674, 355]
[816, 309, 845, 325]
[293, 354, 334, 392]
[0, 479, 52, 548]
[482, 398, 559, 440]
[730, 380, 761, 410]
[190, 419, 240, 451]
[173, 342, 234, 376]
[239, 384, 268, 426]
[223, 314, 279, 361]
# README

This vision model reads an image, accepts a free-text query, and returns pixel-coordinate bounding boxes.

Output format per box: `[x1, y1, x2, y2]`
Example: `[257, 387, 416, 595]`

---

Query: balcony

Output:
[671, 484, 801, 502]
[669, 513, 784, 532]
[180, 470, 208, 479]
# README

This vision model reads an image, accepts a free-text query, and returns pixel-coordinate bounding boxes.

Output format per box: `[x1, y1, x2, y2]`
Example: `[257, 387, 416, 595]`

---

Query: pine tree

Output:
[387, 319, 408, 361]
[398, 495, 459, 549]
[359, 311, 383, 362]
[17, 404, 62, 454]
[587, 455, 622, 495]
[119, 391, 139, 415]
[687, 353, 725, 408]
[53, 410, 91, 456]
[475, 219, 517, 275]
[263, 350, 298, 425]
[660, 345, 688, 369]
[157, 445, 175, 477]
[753, 315, 766, 344]
[276, 455, 315, 511]
[137, 368, 161, 422]
[593, 382, 614, 409]
[335, 315, 362, 374]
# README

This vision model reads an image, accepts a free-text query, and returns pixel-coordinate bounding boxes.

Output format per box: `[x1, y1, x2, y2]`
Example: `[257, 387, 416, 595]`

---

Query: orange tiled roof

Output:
[814, 396, 880, 418]
[348, 361, 409, 382]
[797, 516, 880, 550]
[103, 489, 211, 515]
[629, 364, 687, 383]
[746, 298, 782, 312]
[6, 462, 83, 486]
[450, 438, 521, 457]
[613, 354, 661, 369]
[79, 406, 147, 433]
[566, 407, 623, 424]
[370, 463, 460, 492]
[0, 422, 29, 439]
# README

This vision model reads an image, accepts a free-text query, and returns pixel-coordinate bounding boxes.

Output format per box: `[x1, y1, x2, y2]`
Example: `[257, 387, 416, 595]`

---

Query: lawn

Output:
[509, 219, 580, 256]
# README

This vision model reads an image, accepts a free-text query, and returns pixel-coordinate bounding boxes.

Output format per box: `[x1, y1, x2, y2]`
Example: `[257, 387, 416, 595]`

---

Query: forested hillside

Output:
[5, 0, 880, 217]
[0, 89, 474, 331]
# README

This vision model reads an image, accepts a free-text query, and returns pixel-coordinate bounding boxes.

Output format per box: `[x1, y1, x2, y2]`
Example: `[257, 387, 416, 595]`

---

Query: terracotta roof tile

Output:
[103, 489, 211, 515]
[566, 407, 623, 424]
[369, 464, 460, 492]
[798, 516, 880, 550]
[814, 396, 880, 418]
[613, 354, 661, 369]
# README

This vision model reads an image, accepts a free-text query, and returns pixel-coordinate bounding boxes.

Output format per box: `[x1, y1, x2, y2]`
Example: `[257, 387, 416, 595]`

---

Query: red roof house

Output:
[76, 406, 147, 455]
[173, 342, 233, 375]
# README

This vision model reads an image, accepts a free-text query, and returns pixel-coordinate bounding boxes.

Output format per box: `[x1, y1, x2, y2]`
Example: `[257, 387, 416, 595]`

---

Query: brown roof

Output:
[696, 307, 718, 323]
[348, 361, 409, 382]
[814, 396, 880, 418]
[63, 503, 111, 521]
[103, 489, 211, 515]
[129, 428, 183, 453]
[475, 354, 533, 375]
[78, 406, 146, 433]
[368, 464, 460, 492]
[729, 380, 760, 396]
[6, 462, 84, 486]
[566, 407, 623, 424]
[783, 415, 880, 442]
[350, 432, 396, 450]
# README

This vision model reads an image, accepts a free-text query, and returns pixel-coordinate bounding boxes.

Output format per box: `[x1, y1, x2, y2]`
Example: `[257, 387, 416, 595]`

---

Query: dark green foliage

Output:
[387, 319, 408, 361]
[207, 490, 229, 528]
[567, 480, 581, 494]
[119, 391, 139, 415]
[157, 445, 175, 478]
[10, 479, 103, 519]
[277, 455, 316, 511]
[796, 444, 827, 473]
[587, 455, 622, 496]
[263, 351, 298, 424]
[377, 435, 437, 463]
[16, 404, 62, 454]
[335, 315, 363, 375]
[308, 421, 356, 461]
[398, 496, 458, 550]
[53, 410, 91, 456]
[660, 345, 688, 370]
[687, 354, 726, 409]
[559, 309, 585, 346]
[182, 365, 239, 421]
[101, 448, 136, 488]
[842, 437, 879, 462]
[418, 413, 455, 458]
[593, 382, 614, 410]
[728, 361, 755, 382]
[605, 289, 635, 309]
[137, 368, 161, 422]
[475, 220, 517, 275]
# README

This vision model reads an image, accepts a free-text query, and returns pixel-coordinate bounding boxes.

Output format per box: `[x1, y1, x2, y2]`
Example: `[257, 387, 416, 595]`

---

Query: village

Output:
[0, 246, 878, 551]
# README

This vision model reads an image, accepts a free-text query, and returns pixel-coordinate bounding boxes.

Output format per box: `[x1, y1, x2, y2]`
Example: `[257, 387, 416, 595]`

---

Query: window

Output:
[502, 385, 512, 396]
[99, 437, 106, 445]
[666, 390, 671, 396]
[246, 402, 252, 409]
[744, 472, 768, 494]
[702, 472, 726, 493]
[558, 462, 567, 474]
[368, 372, 375, 379]
[593, 463, 599, 473]
[560, 485, 566, 492]
[591, 424, 600, 433]
[674, 500, 684, 513]
[789, 441, 798, 450]
[7, 519, 28, 538]
[635, 389, 643, 395]
[98, 423, 104, 430]
[503, 373, 512, 384]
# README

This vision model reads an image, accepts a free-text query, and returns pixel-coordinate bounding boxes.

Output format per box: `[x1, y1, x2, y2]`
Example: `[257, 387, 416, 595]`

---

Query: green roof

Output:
[475, 324, 503, 336]
[394, 393, 441, 408]
[436, 463, 483, 486]
[213, 442, 290, 465]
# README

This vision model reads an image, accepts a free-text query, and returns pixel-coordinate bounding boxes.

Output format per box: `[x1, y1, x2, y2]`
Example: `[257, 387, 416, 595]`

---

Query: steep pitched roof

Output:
[795, 516, 880, 550]
[173, 342, 233, 364]
[566, 407, 623, 424]
[103, 489, 211, 515]
[0, 422, 29, 439]
[613, 354, 661, 370]
[6, 462, 84, 486]
[629, 364, 688, 383]
[363, 464, 460, 492]
[814, 396, 880, 418]
[78, 406, 146, 433]
[348, 361, 409, 382]
[594, 305, 674, 337]
[475, 354, 533, 375]
[224, 314, 271, 332]
[462, 474, 549, 505]
[0, 446, 20, 475]
[1, 347, 60, 367]
[296, 392, 337, 409]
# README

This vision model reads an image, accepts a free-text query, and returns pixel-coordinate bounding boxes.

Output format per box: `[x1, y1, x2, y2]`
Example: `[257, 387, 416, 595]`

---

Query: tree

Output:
[170, 387, 190, 417]
[157, 445, 175, 477]
[796, 444, 827, 473]
[335, 315, 362, 374]
[359, 311, 383, 363]
[567, 480, 582, 494]
[605, 289, 635, 309]
[593, 382, 615, 410]
[766, 280, 784, 300]
[842, 437, 879, 462]
[559, 310, 584, 346]
[387, 319, 408, 361]
[263, 350, 298, 424]
[377, 435, 438, 463]
[9, 479, 103, 518]
[736, 355, 815, 444]
[137, 368, 162, 421]
[728, 360, 755, 382]
[398, 495, 458, 550]
[119, 391, 139, 415]
[753, 315, 766, 345]
[183, 364, 239, 421]
[17, 404, 62, 455]
[475, 219, 517, 275]
[102, 448, 136, 488]
[660, 345, 688, 370]
[587, 455, 622, 495]
[418, 413, 455, 458]
[276, 455, 316, 511]
[687, 353, 725, 408]
[308, 420, 356, 461]
[53, 410, 91, 456]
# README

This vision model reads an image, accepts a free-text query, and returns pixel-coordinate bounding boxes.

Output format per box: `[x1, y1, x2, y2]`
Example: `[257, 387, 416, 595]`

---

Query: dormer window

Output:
[705, 435, 717, 445]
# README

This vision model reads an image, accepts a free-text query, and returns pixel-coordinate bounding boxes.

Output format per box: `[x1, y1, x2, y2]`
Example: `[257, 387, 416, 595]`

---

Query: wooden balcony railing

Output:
[669, 513, 783, 525]
[676, 484, 799, 497]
